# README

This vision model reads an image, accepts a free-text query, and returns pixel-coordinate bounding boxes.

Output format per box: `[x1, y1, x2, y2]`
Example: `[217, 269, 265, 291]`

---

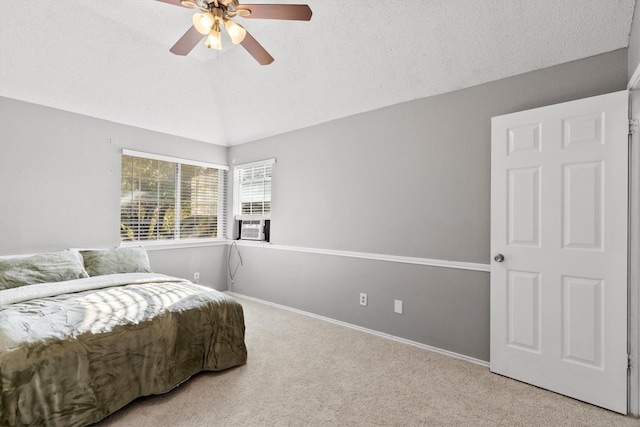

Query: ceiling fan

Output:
[156, 0, 312, 65]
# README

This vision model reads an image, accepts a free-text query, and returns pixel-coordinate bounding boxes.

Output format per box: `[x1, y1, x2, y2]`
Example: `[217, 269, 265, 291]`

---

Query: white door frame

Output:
[628, 67, 640, 416]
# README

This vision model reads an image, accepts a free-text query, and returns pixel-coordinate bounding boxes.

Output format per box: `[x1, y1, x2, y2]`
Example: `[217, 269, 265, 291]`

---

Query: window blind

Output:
[121, 151, 227, 242]
[236, 160, 273, 217]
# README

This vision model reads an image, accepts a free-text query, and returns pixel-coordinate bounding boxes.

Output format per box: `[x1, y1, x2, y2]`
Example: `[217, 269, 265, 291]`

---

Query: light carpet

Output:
[96, 295, 639, 426]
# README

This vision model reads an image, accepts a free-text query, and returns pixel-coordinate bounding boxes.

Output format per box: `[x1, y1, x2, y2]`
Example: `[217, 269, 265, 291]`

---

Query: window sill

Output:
[120, 239, 228, 251]
[230, 239, 272, 248]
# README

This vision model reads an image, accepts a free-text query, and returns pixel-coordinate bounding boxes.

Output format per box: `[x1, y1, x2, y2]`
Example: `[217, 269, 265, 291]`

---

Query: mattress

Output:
[0, 272, 247, 427]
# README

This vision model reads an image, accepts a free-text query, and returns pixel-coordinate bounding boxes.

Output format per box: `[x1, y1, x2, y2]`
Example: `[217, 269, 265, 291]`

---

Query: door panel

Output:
[561, 276, 602, 367]
[507, 270, 541, 352]
[562, 161, 603, 250]
[491, 90, 628, 414]
[508, 167, 541, 246]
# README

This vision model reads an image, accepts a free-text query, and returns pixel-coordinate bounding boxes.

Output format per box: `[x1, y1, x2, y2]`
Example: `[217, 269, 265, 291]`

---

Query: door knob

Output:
[494, 254, 505, 263]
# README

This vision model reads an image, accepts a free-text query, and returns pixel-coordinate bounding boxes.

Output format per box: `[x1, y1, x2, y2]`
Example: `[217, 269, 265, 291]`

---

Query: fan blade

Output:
[240, 31, 274, 65]
[237, 4, 312, 21]
[170, 26, 204, 55]
[155, 0, 187, 7]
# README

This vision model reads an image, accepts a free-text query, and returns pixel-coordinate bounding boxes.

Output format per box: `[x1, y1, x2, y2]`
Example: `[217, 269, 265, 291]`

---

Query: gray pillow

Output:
[80, 247, 152, 277]
[0, 250, 89, 291]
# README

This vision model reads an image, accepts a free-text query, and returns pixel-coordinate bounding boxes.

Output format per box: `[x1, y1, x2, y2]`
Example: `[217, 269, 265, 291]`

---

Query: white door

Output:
[490, 90, 628, 414]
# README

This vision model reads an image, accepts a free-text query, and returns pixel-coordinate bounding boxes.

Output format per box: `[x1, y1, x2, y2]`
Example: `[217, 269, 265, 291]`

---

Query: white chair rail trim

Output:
[229, 241, 490, 273]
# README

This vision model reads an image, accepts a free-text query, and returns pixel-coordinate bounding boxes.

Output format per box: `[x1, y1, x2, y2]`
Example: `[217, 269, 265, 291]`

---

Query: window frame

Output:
[120, 149, 229, 246]
[233, 158, 275, 221]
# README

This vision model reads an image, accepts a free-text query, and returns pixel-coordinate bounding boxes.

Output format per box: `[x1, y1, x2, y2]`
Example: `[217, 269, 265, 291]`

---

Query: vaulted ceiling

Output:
[0, 1, 636, 146]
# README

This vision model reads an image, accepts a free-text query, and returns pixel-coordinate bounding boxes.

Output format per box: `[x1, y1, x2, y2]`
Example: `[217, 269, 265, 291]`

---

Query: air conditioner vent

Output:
[240, 219, 265, 240]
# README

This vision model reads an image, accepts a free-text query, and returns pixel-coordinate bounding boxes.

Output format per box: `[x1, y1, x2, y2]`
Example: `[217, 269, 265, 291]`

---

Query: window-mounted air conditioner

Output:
[240, 219, 265, 241]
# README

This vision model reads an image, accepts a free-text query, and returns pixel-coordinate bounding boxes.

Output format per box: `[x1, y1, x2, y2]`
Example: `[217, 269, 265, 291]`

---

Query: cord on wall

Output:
[227, 241, 243, 290]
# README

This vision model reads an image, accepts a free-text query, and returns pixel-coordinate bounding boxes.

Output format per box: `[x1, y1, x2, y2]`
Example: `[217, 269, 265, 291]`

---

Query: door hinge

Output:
[629, 354, 634, 370]
[630, 118, 639, 135]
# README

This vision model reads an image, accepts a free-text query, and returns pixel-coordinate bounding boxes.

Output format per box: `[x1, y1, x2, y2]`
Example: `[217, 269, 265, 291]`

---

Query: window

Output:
[234, 159, 274, 218]
[120, 150, 228, 243]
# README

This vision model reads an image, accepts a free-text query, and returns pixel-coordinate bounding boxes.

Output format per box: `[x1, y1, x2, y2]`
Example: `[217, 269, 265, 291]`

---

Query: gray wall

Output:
[228, 49, 629, 362]
[0, 97, 229, 290]
[630, 0, 640, 82]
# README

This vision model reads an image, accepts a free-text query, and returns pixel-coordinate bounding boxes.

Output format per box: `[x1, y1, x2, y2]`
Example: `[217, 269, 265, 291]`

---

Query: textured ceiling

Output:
[0, 0, 636, 146]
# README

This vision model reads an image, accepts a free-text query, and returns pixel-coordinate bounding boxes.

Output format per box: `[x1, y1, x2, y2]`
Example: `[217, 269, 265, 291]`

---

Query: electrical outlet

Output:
[360, 293, 367, 306]
[193, 272, 200, 284]
[394, 299, 403, 314]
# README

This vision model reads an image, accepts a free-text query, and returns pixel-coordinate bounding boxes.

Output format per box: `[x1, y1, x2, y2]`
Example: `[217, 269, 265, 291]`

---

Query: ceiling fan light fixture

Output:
[165, 2, 312, 63]
[206, 21, 222, 50]
[193, 12, 215, 35]
[224, 19, 246, 44]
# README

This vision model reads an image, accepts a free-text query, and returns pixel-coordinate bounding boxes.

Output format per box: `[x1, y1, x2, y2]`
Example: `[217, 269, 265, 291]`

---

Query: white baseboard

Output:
[227, 291, 490, 368]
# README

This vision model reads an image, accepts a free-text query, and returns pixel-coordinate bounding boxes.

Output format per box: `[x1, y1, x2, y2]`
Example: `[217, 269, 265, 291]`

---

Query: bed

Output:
[0, 247, 247, 427]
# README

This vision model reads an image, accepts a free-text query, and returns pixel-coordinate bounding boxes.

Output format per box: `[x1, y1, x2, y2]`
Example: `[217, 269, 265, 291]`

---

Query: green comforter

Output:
[0, 273, 247, 426]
